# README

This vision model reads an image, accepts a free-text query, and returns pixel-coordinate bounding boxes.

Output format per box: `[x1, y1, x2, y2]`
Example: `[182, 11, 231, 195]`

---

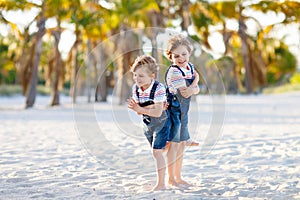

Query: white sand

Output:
[0, 93, 299, 199]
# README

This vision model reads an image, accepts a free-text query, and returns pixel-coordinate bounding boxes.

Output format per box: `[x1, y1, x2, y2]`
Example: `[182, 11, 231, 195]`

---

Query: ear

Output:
[151, 73, 156, 79]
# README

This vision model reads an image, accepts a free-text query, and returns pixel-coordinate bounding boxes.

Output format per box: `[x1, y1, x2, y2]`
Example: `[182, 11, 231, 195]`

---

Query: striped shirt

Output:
[166, 63, 194, 94]
[132, 81, 166, 103]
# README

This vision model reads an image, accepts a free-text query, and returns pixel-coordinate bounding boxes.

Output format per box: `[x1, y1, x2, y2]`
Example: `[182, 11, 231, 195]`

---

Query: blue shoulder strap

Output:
[135, 85, 139, 98]
[188, 62, 194, 75]
[172, 65, 185, 76]
[149, 81, 159, 100]
[135, 81, 159, 100]
[165, 63, 194, 87]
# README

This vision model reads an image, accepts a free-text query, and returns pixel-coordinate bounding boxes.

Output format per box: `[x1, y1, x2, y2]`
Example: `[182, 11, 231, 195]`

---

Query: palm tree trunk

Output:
[150, 31, 159, 78]
[86, 39, 93, 103]
[147, 11, 161, 80]
[181, 0, 191, 31]
[22, 43, 35, 96]
[238, 6, 252, 94]
[50, 22, 62, 106]
[26, 10, 46, 108]
[71, 28, 81, 103]
[116, 52, 131, 105]
[95, 44, 107, 102]
[116, 28, 138, 104]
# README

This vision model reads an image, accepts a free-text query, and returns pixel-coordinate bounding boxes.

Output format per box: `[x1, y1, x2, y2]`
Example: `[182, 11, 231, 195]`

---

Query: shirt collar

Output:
[138, 80, 155, 94]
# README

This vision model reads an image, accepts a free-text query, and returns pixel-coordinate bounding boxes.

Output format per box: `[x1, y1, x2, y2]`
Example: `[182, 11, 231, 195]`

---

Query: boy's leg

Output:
[174, 141, 190, 185]
[166, 141, 179, 186]
[166, 105, 181, 186]
[152, 149, 166, 191]
[162, 141, 170, 154]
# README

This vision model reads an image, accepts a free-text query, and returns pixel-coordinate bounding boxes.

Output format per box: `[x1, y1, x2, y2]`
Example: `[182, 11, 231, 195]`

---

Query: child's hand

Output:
[179, 86, 194, 98]
[163, 101, 169, 110]
[127, 98, 141, 114]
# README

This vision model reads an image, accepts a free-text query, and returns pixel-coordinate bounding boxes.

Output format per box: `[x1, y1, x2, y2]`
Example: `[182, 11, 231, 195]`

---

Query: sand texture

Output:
[0, 93, 299, 199]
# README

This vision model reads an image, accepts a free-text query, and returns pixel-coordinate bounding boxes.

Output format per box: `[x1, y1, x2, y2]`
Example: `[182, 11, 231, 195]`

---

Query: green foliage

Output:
[36, 85, 51, 95]
[0, 84, 70, 96]
[275, 47, 297, 72]
[263, 83, 300, 94]
[0, 68, 17, 84]
[267, 44, 297, 84]
[266, 72, 277, 84]
[290, 72, 300, 85]
[0, 39, 17, 84]
[0, 85, 22, 96]
[250, 1, 300, 23]
[213, 1, 237, 19]
[190, 2, 213, 28]
[215, 56, 238, 94]
[0, 0, 37, 10]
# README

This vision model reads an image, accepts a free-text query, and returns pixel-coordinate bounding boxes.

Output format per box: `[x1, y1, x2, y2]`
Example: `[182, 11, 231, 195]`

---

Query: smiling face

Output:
[170, 45, 191, 68]
[130, 55, 158, 90]
[133, 66, 154, 91]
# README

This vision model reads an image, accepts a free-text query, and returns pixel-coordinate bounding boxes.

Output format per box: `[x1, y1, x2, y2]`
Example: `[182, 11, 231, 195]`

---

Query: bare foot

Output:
[176, 179, 192, 186]
[168, 180, 180, 187]
[185, 139, 199, 147]
[151, 184, 166, 191]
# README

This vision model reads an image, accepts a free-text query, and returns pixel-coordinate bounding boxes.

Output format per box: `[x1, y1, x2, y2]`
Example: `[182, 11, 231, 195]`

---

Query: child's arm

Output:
[179, 72, 200, 98]
[127, 97, 163, 117]
[190, 71, 199, 88]
[179, 85, 199, 98]
[190, 71, 200, 94]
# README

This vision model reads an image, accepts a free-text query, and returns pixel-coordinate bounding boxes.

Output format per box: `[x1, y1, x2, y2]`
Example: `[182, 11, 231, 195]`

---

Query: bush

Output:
[263, 83, 300, 94]
[290, 72, 300, 85]
[0, 85, 69, 96]
[0, 85, 22, 96]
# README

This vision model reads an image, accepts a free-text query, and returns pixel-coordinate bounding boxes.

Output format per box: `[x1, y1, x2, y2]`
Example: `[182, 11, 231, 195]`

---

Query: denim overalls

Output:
[136, 81, 168, 149]
[166, 63, 195, 142]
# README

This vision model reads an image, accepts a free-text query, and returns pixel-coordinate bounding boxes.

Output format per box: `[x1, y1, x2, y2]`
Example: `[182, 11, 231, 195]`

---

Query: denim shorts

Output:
[167, 97, 190, 143]
[144, 111, 169, 149]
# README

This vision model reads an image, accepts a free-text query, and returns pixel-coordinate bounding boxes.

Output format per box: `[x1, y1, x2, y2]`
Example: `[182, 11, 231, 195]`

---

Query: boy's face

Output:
[133, 66, 154, 90]
[170, 45, 191, 68]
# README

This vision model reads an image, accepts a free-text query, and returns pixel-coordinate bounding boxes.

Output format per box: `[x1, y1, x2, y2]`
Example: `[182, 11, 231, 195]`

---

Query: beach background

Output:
[0, 93, 299, 200]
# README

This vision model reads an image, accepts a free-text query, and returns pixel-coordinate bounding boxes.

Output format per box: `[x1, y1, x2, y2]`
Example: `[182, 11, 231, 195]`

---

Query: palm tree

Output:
[190, 0, 299, 93]
[64, 0, 111, 103]
[44, 0, 74, 106]
[85, 0, 112, 102]
[190, 1, 243, 92]
[49, 22, 64, 106]
[111, 0, 162, 104]
[0, 1, 37, 95]
[25, 3, 46, 108]
[237, 2, 253, 93]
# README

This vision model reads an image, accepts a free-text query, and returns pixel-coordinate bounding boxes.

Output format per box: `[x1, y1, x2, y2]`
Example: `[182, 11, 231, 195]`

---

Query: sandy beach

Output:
[0, 93, 299, 199]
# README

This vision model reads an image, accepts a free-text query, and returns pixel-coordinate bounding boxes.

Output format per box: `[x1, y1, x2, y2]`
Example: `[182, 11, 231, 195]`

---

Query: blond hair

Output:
[165, 34, 192, 60]
[130, 55, 158, 76]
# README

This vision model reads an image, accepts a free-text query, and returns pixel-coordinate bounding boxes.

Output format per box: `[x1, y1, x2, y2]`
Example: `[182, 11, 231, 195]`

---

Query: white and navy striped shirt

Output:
[132, 80, 166, 103]
[166, 63, 194, 94]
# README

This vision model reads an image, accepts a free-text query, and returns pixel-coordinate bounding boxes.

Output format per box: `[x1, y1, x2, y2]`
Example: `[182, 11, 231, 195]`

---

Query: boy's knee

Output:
[152, 149, 163, 157]
[169, 142, 180, 151]
[179, 142, 185, 149]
